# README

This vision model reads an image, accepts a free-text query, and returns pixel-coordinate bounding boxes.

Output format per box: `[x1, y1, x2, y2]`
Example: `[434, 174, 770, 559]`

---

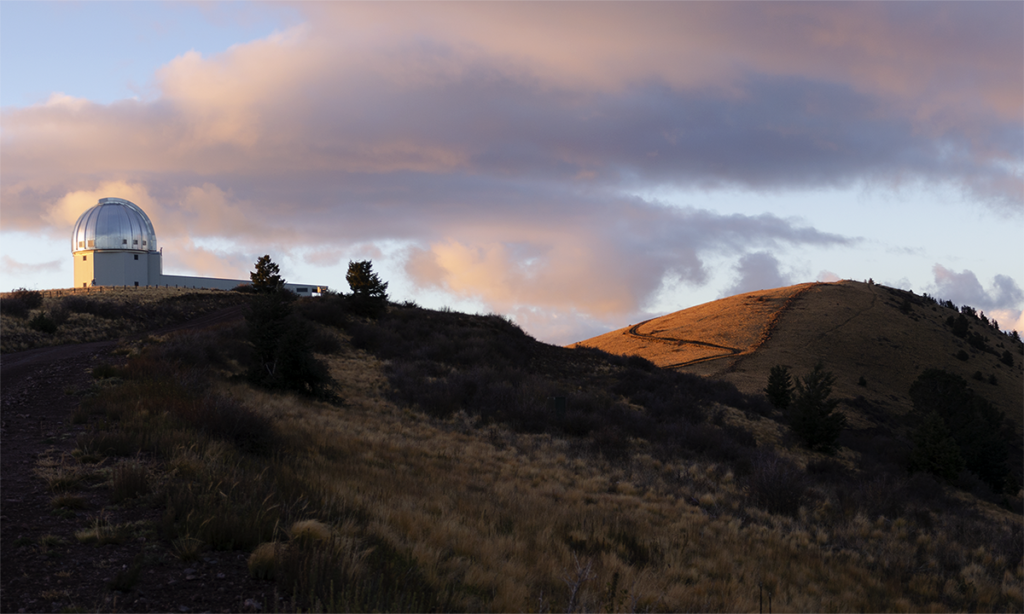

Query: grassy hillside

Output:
[575, 281, 1023, 430]
[0, 287, 247, 354]
[22, 292, 1024, 611]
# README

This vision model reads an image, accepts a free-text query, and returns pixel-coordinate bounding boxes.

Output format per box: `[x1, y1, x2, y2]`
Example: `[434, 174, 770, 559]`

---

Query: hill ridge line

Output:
[623, 282, 827, 371]
[725, 282, 826, 372]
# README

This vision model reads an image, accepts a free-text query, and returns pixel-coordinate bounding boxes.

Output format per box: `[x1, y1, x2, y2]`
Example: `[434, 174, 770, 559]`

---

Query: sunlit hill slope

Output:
[573, 280, 1024, 434]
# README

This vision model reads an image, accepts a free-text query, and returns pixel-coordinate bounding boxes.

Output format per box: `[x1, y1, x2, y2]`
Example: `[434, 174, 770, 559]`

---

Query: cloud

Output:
[0, 3, 1019, 340]
[817, 270, 841, 282]
[928, 265, 1024, 328]
[2, 255, 63, 277]
[166, 237, 253, 281]
[403, 200, 850, 324]
[43, 181, 160, 230]
[721, 252, 795, 297]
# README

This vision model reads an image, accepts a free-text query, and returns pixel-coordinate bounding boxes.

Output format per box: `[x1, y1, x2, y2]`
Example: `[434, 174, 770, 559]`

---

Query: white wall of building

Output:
[74, 249, 325, 295]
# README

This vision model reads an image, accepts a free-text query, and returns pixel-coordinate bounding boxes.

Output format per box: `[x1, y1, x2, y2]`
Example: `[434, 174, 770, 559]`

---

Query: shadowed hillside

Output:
[3, 289, 1022, 612]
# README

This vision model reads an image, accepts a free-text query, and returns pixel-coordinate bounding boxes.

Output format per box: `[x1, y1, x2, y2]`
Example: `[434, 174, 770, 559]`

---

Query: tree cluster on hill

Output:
[908, 368, 1017, 494]
[765, 364, 847, 454]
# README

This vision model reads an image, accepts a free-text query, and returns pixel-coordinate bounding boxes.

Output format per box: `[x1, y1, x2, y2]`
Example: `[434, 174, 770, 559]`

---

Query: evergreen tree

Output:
[346, 260, 389, 318]
[909, 411, 965, 482]
[764, 365, 794, 410]
[246, 290, 332, 398]
[909, 369, 1010, 492]
[950, 313, 969, 338]
[789, 363, 847, 454]
[250, 255, 285, 293]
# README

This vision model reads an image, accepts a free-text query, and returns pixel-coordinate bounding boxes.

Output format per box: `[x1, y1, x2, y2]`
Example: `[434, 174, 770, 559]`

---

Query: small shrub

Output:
[91, 364, 120, 379]
[296, 294, 349, 329]
[111, 460, 150, 502]
[249, 542, 280, 579]
[75, 517, 126, 545]
[307, 326, 343, 354]
[0, 296, 30, 318]
[744, 451, 807, 516]
[171, 536, 205, 562]
[39, 534, 65, 548]
[76, 431, 140, 458]
[805, 457, 849, 483]
[29, 311, 58, 333]
[162, 479, 281, 551]
[289, 520, 333, 545]
[721, 422, 757, 448]
[195, 394, 278, 454]
[48, 304, 70, 327]
[36, 459, 82, 493]
[60, 295, 127, 319]
[11, 287, 44, 309]
[51, 494, 88, 510]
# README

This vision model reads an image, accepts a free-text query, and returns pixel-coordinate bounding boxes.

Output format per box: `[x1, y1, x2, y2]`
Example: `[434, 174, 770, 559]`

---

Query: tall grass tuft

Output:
[111, 459, 150, 502]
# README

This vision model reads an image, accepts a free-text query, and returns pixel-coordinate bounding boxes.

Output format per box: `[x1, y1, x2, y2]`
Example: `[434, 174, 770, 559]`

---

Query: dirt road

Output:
[0, 304, 277, 613]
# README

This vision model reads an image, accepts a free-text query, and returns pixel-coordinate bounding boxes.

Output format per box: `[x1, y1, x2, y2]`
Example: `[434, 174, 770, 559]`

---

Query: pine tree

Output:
[764, 365, 794, 410]
[250, 255, 284, 293]
[909, 369, 1011, 492]
[909, 411, 964, 482]
[246, 291, 332, 398]
[346, 260, 389, 318]
[789, 363, 847, 454]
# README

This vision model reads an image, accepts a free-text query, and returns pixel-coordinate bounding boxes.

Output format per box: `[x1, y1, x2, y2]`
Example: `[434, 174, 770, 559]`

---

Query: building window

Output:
[82, 255, 87, 261]
[134, 281, 139, 287]
[134, 255, 139, 260]
[123, 239, 128, 245]
[87, 240, 94, 247]
[142, 241, 147, 246]
[296, 288, 308, 293]
[133, 240, 138, 245]
[78, 241, 84, 248]
[83, 283, 87, 288]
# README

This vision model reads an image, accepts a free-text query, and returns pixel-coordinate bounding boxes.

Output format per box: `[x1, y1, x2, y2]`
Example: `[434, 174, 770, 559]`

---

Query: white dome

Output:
[72, 198, 157, 253]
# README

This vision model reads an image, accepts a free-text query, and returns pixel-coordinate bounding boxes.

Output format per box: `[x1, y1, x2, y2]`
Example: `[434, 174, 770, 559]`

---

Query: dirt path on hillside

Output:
[625, 321, 742, 368]
[628, 284, 826, 371]
[1, 304, 278, 613]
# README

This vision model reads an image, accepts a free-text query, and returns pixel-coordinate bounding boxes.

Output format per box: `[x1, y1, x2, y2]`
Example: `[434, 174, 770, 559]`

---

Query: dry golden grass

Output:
[202, 334, 1021, 612]
[0, 286, 240, 353]
[576, 280, 1023, 433]
[248, 542, 281, 579]
[574, 283, 816, 368]
[63, 299, 1022, 612]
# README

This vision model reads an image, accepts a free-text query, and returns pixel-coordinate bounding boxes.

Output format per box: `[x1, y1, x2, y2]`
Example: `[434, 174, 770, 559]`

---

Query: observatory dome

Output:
[72, 198, 157, 253]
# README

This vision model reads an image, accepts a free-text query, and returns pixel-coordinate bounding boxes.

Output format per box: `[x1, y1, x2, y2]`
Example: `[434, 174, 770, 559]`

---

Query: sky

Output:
[2, 2, 1022, 345]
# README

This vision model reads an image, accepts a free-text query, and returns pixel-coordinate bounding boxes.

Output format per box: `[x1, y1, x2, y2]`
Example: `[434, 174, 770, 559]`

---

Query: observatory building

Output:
[72, 197, 325, 296]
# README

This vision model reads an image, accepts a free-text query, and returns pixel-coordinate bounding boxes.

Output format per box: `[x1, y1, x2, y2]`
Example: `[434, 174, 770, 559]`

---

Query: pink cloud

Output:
[2, 255, 63, 276]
